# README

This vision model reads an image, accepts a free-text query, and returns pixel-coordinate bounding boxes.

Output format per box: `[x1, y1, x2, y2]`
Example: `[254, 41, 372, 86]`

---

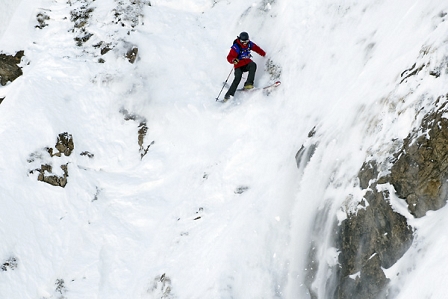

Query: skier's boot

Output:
[244, 83, 254, 90]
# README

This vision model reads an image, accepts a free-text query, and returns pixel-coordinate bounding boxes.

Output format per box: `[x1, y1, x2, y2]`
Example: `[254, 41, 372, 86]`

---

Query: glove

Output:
[232, 58, 239, 64]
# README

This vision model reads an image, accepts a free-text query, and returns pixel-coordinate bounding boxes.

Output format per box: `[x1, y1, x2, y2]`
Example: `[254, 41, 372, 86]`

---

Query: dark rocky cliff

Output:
[301, 94, 448, 299]
[0, 51, 24, 86]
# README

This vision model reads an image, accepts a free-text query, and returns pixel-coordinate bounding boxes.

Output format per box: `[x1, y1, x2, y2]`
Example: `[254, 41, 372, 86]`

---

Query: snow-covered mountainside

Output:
[1, 0, 448, 298]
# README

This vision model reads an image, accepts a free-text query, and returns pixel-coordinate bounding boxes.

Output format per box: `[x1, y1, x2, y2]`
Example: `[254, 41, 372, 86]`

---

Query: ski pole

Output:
[215, 67, 234, 101]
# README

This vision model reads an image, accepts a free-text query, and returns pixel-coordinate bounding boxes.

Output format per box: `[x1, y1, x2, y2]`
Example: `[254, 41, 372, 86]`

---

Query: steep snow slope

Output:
[0, 0, 23, 40]
[0, 0, 298, 298]
[0, 0, 40, 51]
[1, 0, 448, 298]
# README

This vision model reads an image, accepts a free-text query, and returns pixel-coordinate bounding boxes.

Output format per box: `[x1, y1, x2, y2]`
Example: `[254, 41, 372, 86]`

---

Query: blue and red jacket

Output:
[227, 39, 266, 69]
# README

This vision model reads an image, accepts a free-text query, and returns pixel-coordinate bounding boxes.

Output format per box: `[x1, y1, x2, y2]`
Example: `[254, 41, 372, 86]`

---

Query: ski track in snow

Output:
[1, 0, 448, 298]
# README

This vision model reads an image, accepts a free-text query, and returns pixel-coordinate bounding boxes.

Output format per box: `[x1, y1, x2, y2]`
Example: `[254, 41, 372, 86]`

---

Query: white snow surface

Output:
[1, 0, 448, 298]
[0, 0, 23, 40]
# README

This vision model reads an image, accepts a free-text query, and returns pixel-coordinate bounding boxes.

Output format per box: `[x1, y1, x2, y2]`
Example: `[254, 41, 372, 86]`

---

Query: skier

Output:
[224, 32, 266, 101]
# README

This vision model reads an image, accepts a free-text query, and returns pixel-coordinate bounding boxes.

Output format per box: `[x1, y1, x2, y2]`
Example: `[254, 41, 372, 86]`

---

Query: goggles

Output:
[240, 39, 249, 44]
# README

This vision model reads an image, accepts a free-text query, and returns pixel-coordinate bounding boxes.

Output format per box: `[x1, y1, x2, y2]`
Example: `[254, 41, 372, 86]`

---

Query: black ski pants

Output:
[225, 61, 257, 98]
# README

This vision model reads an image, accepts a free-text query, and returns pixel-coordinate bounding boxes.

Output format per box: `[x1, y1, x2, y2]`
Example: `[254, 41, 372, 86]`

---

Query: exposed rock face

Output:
[302, 160, 413, 299]
[120, 108, 155, 159]
[301, 153, 415, 298]
[28, 133, 74, 188]
[36, 11, 50, 29]
[311, 102, 448, 298]
[334, 174, 413, 298]
[54, 132, 75, 157]
[389, 102, 448, 217]
[336, 254, 388, 299]
[36, 163, 69, 188]
[70, 4, 95, 46]
[1, 257, 18, 271]
[126, 46, 138, 64]
[0, 51, 25, 86]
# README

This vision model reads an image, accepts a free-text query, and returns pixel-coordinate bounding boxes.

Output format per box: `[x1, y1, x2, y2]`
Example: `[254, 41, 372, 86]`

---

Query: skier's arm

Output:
[251, 43, 266, 57]
[227, 48, 239, 64]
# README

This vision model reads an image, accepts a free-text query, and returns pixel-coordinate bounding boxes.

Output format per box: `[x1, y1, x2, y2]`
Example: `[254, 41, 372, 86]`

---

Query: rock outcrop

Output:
[120, 108, 155, 159]
[334, 162, 414, 298]
[301, 45, 448, 296]
[28, 133, 74, 188]
[0, 51, 24, 86]
[389, 101, 448, 218]
[306, 100, 448, 298]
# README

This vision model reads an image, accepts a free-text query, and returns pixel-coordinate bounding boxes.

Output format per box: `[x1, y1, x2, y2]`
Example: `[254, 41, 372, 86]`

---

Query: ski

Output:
[217, 81, 281, 102]
[237, 80, 281, 92]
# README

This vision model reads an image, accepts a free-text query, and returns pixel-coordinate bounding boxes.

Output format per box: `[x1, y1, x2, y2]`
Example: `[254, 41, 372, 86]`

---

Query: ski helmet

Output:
[239, 32, 249, 41]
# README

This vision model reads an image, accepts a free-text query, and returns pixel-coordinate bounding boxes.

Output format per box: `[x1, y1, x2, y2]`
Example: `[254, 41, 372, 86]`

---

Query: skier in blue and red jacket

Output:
[224, 32, 266, 101]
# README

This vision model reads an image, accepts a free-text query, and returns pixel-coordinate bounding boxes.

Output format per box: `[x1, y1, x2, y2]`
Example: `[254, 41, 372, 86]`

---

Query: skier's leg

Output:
[225, 67, 243, 98]
[245, 62, 257, 87]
